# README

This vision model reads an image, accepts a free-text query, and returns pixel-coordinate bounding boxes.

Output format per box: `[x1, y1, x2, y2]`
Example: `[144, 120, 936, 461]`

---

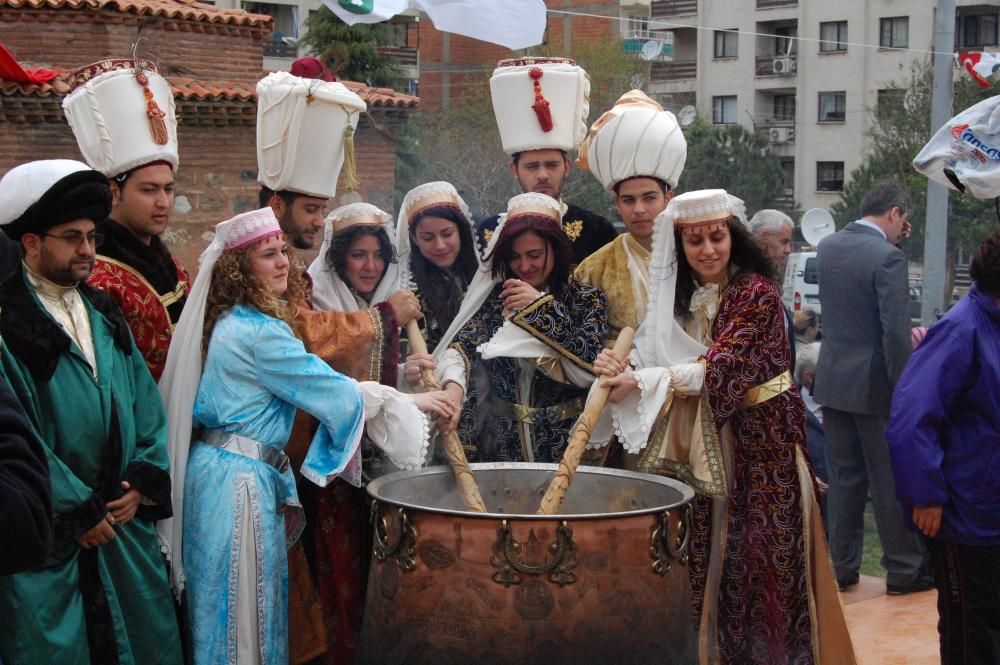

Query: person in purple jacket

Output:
[886, 228, 1000, 665]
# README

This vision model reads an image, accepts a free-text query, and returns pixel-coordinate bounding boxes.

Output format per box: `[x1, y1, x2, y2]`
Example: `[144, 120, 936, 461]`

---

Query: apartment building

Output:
[633, 0, 999, 212]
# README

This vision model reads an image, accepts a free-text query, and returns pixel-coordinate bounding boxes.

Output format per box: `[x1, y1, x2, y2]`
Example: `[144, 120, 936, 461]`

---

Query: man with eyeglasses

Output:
[0, 159, 182, 665]
[63, 59, 189, 381]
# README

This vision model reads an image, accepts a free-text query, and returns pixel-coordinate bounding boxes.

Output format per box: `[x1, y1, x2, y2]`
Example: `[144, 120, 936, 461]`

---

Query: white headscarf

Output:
[594, 200, 708, 453]
[395, 181, 477, 294]
[307, 202, 401, 312]
[157, 208, 282, 596]
[433, 192, 561, 359]
[632, 200, 712, 370]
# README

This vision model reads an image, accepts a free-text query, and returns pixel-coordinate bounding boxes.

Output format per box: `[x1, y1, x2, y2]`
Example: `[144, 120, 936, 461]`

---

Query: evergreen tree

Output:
[299, 6, 404, 88]
[681, 118, 799, 219]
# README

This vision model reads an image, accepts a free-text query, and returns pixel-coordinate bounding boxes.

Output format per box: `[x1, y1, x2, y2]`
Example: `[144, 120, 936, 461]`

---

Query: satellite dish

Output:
[677, 105, 697, 127]
[801, 208, 836, 247]
[640, 40, 662, 61]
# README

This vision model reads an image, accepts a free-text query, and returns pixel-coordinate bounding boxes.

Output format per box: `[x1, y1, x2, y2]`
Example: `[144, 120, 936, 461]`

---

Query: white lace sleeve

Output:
[607, 367, 672, 454]
[357, 381, 430, 471]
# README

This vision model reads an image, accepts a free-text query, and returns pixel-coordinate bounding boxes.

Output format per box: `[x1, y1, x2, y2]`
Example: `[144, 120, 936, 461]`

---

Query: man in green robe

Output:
[0, 159, 182, 665]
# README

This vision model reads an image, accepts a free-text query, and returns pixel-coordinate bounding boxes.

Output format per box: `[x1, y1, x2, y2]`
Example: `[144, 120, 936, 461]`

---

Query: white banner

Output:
[322, 0, 546, 50]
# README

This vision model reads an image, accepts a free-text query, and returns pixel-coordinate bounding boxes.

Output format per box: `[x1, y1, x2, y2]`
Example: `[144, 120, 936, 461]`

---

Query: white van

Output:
[782, 252, 821, 317]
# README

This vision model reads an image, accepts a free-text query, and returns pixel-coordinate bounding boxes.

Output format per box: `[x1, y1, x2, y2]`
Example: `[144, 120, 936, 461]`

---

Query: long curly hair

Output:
[409, 204, 479, 329]
[970, 227, 1000, 298]
[203, 239, 309, 354]
[488, 214, 575, 297]
[674, 218, 776, 316]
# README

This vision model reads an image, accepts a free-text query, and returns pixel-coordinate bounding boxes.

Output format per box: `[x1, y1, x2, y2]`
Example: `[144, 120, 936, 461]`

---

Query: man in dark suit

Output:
[814, 182, 930, 595]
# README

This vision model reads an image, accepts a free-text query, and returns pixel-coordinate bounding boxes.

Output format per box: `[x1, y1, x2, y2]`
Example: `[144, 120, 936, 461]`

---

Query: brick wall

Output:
[0, 99, 406, 274]
[1, 8, 269, 82]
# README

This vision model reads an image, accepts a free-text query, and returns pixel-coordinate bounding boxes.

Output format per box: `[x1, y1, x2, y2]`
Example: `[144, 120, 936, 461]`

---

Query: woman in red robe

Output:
[597, 190, 854, 665]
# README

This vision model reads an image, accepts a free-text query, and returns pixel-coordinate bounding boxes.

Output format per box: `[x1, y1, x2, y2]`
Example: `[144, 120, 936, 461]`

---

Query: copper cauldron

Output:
[358, 463, 696, 665]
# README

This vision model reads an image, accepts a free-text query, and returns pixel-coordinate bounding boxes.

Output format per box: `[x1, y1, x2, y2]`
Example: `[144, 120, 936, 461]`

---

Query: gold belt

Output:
[740, 370, 793, 409]
[490, 395, 584, 425]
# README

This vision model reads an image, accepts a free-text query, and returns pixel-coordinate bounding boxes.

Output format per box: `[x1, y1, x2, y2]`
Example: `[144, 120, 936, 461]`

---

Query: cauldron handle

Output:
[406, 320, 487, 512]
[537, 327, 635, 515]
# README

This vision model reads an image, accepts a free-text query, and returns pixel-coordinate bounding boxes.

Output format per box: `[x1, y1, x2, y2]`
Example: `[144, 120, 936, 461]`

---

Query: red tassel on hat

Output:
[135, 69, 169, 145]
[529, 67, 553, 133]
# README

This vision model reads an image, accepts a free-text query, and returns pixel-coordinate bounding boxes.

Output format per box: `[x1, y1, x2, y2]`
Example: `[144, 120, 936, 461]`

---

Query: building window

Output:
[820, 21, 848, 52]
[817, 161, 845, 191]
[818, 91, 846, 122]
[712, 96, 737, 124]
[960, 12, 999, 48]
[876, 88, 904, 119]
[779, 158, 795, 193]
[879, 17, 909, 49]
[773, 94, 796, 122]
[714, 30, 738, 58]
[627, 15, 649, 38]
[774, 26, 797, 55]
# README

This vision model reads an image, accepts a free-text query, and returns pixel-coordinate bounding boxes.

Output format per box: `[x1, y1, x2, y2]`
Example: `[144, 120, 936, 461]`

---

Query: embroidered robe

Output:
[0, 269, 181, 665]
[574, 233, 650, 346]
[285, 286, 398, 665]
[86, 220, 189, 381]
[452, 281, 607, 463]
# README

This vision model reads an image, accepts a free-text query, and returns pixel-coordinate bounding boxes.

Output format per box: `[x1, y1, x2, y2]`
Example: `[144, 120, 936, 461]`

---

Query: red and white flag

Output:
[322, 0, 546, 50]
[957, 51, 1000, 88]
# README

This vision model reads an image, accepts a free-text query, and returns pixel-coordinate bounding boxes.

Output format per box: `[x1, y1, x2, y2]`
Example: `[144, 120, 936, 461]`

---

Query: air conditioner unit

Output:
[772, 56, 796, 74]
[769, 127, 793, 143]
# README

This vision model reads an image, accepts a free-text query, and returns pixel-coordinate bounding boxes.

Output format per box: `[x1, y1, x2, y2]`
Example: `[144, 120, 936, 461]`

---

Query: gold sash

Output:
[740, 370, 793, 409]
[490, 394, 584, 425]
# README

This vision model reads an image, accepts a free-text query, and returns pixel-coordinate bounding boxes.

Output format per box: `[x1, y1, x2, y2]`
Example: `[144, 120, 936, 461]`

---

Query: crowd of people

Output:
[0, 53, 996, 665]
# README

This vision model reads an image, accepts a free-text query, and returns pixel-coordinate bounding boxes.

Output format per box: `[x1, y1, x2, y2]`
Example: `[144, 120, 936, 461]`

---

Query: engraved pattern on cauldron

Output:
[358, 464, 697, 665]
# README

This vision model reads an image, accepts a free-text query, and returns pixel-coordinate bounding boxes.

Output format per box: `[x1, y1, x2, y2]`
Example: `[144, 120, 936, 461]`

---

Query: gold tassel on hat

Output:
[341, 124, 360, 192]
[135, 69, 169, 145]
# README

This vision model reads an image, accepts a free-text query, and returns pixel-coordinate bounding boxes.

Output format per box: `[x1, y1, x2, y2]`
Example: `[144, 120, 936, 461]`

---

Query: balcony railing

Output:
[377, 46, 419, 67]
[755, 54, 797, 77]
[651, 60, 696, 82]
[652, 0, 698, 18]
[623, 30, 674, 60]
[756, 0, 797, 8]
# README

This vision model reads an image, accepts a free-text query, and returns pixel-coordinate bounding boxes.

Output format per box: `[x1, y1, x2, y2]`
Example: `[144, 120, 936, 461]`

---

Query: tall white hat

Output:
[256, 72, 367, 199]
[62, 60, 179, 178]
[490, 57, 590, 156]
[579, 90, 686, 191]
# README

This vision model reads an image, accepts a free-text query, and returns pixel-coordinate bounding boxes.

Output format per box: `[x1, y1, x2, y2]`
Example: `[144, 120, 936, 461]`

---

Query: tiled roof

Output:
[0, 68, 420, 108]
[342, 81, 419, 109]
[1, 0, 272, 28]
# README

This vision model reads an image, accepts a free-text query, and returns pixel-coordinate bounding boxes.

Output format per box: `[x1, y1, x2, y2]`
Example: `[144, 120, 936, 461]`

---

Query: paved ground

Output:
[842, 574, 939, 665]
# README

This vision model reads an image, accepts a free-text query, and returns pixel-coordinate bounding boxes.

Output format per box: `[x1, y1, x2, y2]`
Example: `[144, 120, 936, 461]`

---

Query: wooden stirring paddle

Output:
[537, 327, 635, 515]
[406, 320, 487, 513]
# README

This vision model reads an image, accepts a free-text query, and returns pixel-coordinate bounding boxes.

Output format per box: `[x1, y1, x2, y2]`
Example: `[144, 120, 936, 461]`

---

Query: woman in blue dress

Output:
[159, 208, 448, 665]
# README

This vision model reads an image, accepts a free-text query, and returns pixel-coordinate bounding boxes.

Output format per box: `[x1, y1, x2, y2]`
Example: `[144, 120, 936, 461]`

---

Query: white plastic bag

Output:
[913, 95, 1000, 199]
